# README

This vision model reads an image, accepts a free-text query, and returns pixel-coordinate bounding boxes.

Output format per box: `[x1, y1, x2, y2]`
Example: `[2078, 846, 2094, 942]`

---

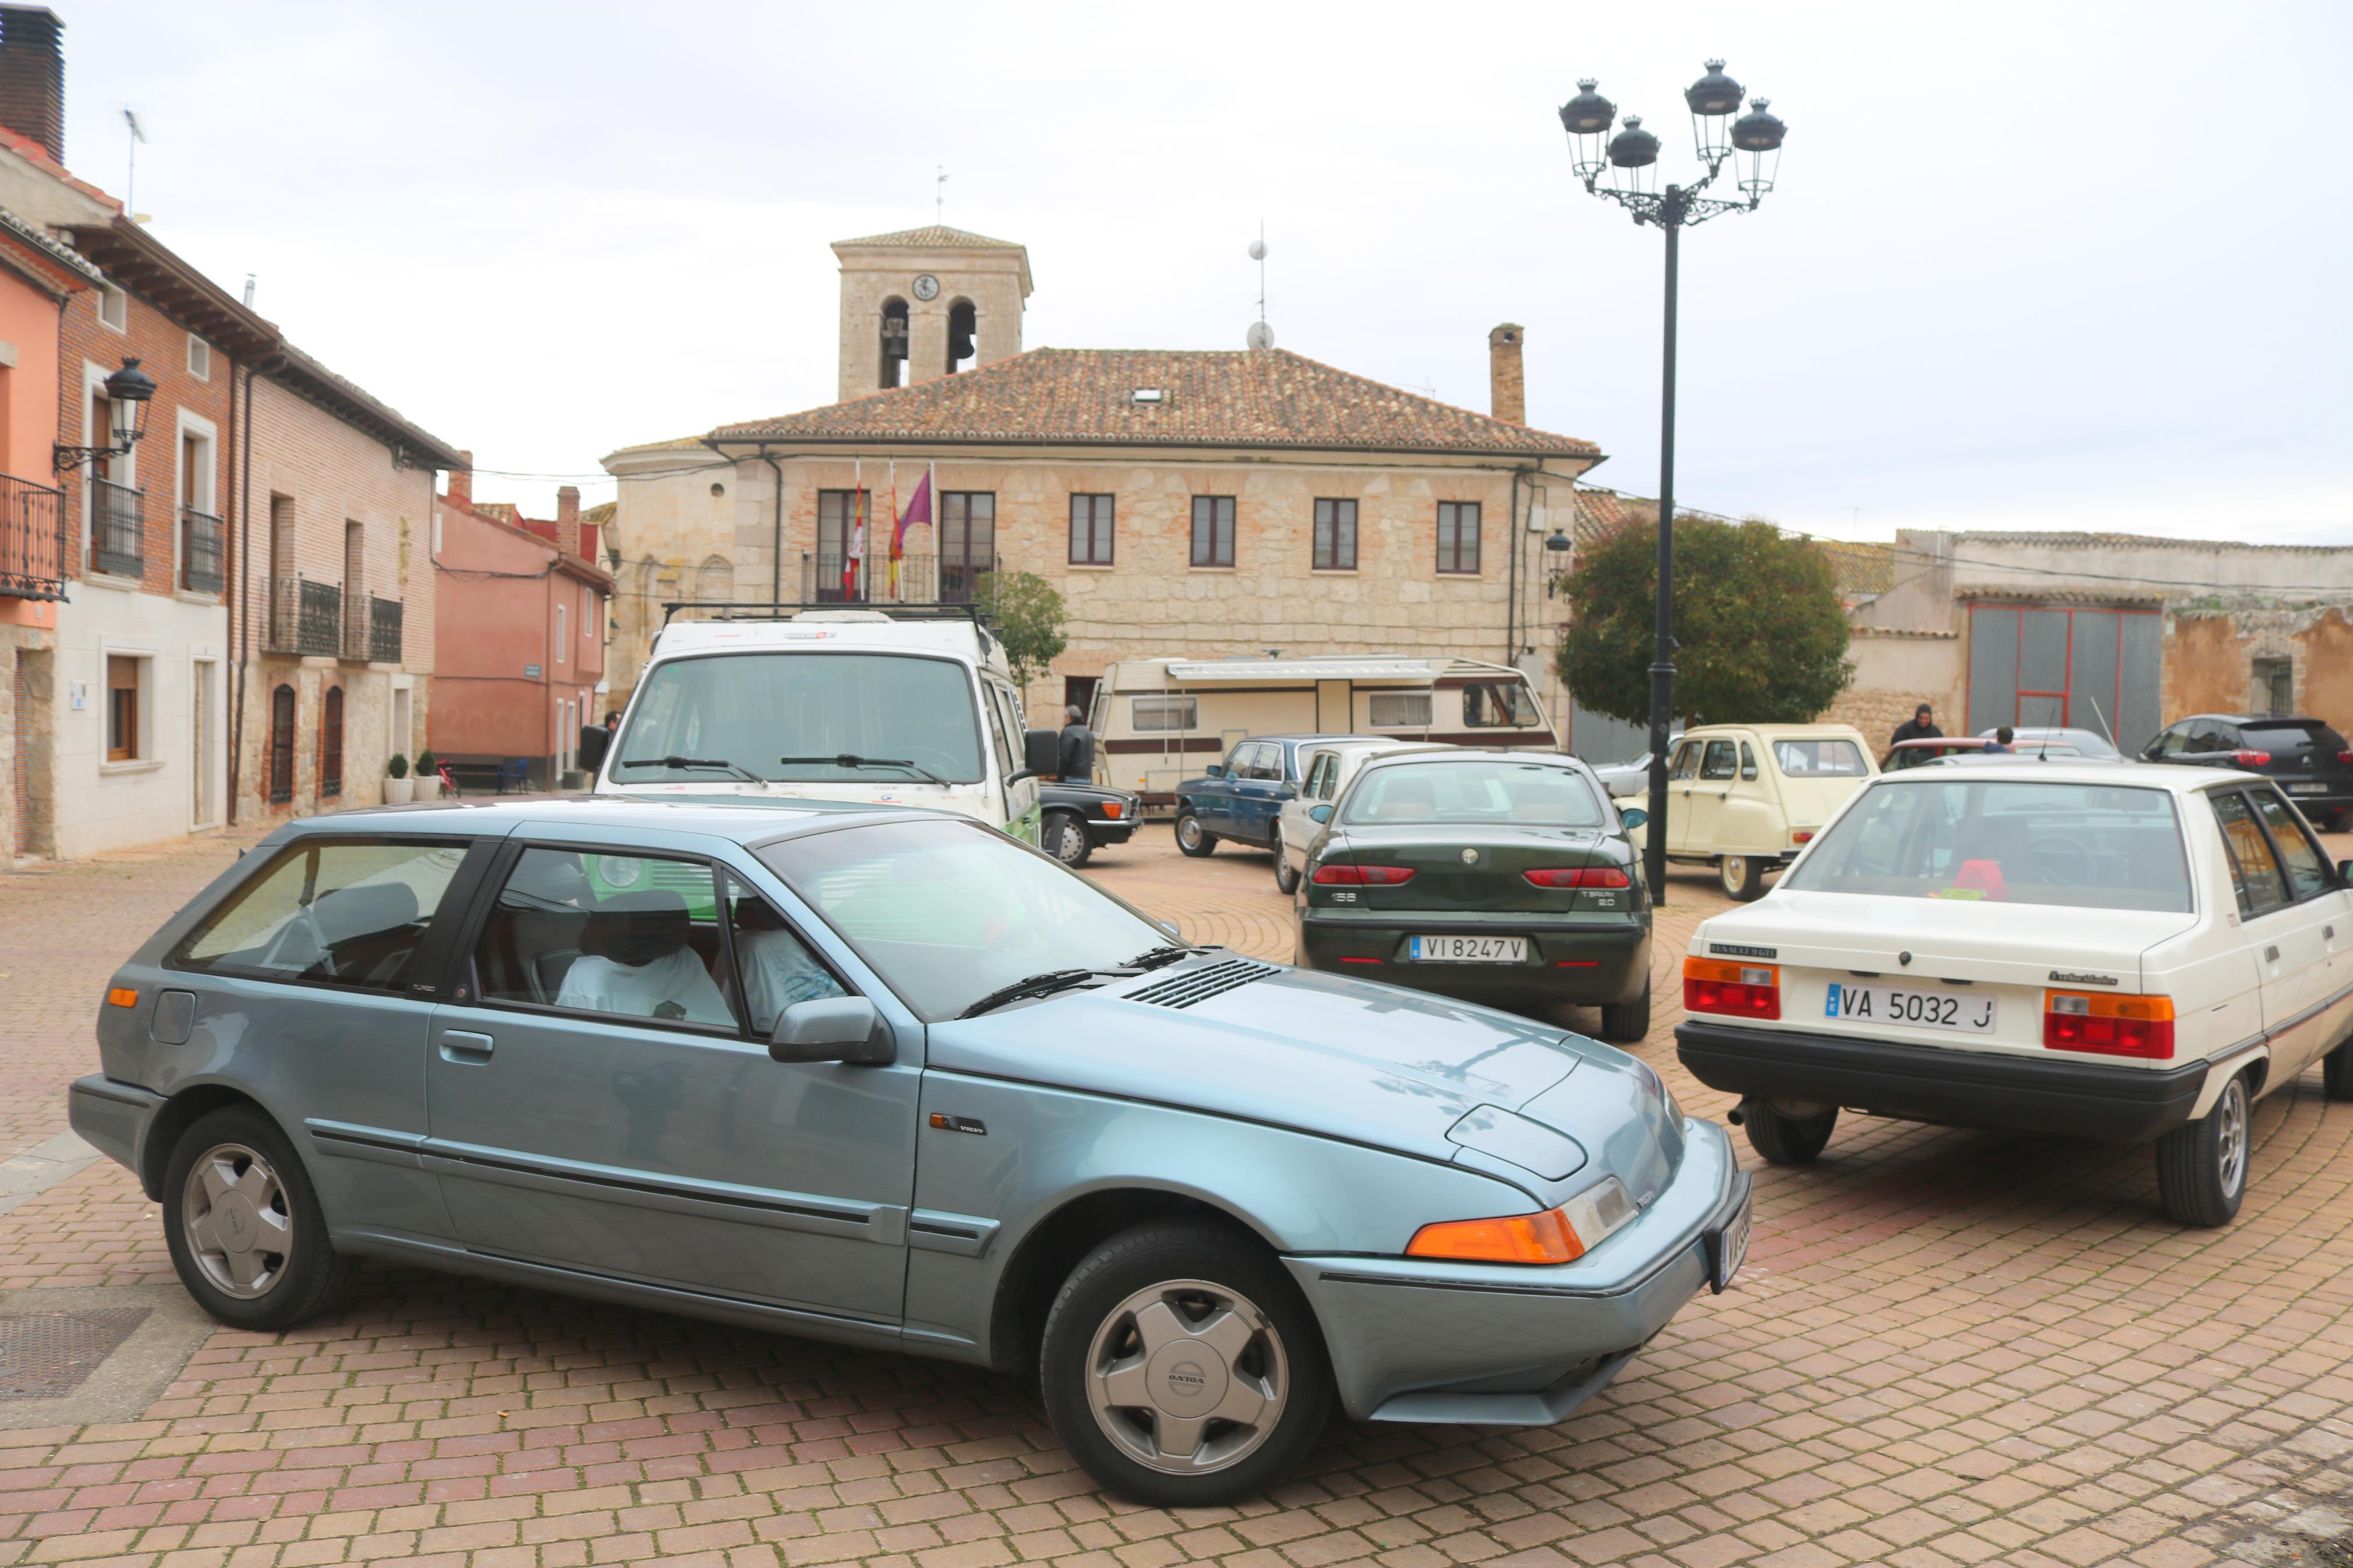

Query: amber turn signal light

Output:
[105, 987, 139, 1008]
[1406, 1206, 1586, 1265]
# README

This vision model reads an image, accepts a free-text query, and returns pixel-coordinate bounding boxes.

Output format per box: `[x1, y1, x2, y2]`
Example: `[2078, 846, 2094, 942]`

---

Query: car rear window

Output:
[1781, 780, 2191, 912]
[2241, 721, 2349, 754]
[174, 838, 471, 989]
[1343, 760, 1603, 827]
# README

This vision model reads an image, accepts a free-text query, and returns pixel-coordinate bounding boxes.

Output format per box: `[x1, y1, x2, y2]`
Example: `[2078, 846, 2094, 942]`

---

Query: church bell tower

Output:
[831, 226, 1034, 404]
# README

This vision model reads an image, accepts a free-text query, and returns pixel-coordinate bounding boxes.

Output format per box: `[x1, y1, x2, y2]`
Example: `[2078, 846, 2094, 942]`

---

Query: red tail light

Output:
[1312, 863, 1415, 886]
[1792, 830, 1814, 844]
[1522, 866, 1631, 888]
[1683, 957, 1780, 1020]
[2044, 990, 2175, 1059]
[2339, 751, 2352, 765]
[2231, 749, 2272, 766]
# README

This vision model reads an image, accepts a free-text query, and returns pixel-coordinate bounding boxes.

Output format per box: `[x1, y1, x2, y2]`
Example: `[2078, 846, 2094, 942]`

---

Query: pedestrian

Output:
[1057, 703, 1095, 783]
[579, 710, 620, 774]
[1888, 702, 1943, 770]
[1985, 726, 2015, 754]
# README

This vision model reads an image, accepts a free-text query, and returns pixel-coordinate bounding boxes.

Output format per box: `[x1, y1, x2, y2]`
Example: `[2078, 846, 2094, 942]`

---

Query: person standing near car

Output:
[1985, 726, 2015, 754]
[1889, 703, 1943, 769]
[1057, 704, 1095, 783]
[579, 710, 620, 774]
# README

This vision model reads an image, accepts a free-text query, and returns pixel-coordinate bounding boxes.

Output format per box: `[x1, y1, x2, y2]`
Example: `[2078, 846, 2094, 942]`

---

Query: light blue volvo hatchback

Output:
[70, 797, 1750, 1505]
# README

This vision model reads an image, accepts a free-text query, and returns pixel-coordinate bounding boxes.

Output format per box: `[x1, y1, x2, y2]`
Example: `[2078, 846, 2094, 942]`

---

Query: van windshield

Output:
[615, 653, 985, 785]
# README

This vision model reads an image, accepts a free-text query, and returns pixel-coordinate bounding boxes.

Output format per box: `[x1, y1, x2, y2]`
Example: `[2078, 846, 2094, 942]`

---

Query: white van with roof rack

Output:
[597, 604, 1056, 842]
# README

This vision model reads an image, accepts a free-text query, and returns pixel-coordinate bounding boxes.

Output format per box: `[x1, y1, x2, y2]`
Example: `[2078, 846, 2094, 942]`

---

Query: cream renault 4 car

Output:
[1674, 762, 2353, 1226]
[1659, 724, 1878, 901]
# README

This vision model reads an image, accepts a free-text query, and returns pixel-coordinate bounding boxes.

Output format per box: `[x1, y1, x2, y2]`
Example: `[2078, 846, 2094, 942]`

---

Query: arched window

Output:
[946, 298, 977, 374]
[879, 296, 910, 388]
[697, 554, 734, 603]
[268, 685, 296, 805]
[321, 687, 344, 799]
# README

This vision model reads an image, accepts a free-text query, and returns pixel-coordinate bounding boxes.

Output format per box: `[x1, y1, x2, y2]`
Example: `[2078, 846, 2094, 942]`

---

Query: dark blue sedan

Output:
[1174, 735, 1348, 856]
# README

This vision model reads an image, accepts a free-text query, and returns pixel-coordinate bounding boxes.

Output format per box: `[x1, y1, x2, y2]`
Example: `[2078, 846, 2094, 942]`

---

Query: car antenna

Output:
[2084, 694, 2118, 749]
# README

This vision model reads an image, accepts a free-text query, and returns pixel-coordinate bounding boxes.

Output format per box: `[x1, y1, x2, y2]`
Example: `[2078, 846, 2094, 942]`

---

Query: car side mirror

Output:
[1308, 803, 1333, 824]
[1619, 806, 1648, 830]
[1203, 763, 1225, 778]
[1007, 728, 1059, 786]
[769, 996, 892, 1065]
[2339, 859, 2353, 884]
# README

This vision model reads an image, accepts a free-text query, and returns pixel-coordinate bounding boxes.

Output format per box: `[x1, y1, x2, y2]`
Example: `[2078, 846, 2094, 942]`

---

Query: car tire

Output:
[1598, 976, 1652, 1043]
[2326, 1041, 2353, 1102]
[161, 1105, 354, 1332]
[1047, 812, 1092, 868]
[1039, 1221, 1332, 1507]
[1741, 1099, 1837, 1165]
[1719, 855, 1765, 901]
[1272, 827, 1300, 894]
[1175, 810, 1218, 858]
[2155, 1073, 2249, 1227]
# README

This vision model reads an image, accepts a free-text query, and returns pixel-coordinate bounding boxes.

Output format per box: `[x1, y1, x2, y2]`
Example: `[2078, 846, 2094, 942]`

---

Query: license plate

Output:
[1823, 982, 1997, 1033]
[2291, 783, 2328, 795]
[1408, 935, 1527, 963]
[1708, 1192, 1751, 1293]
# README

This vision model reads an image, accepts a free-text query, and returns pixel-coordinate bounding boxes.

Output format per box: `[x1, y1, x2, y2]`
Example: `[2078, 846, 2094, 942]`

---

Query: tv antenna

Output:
[935, 165, 948, 222]
[122, 108, 145, 216]
[1245, 224, 1273, 350]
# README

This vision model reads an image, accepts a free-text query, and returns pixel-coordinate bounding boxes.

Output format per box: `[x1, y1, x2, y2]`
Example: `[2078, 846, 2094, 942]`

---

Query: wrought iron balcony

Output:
[368, 596, 402, 664]
[267, 577, 342, 657]
[0, 474, 67, 601]
[89, 477, 143, 579]
[180, 506, 224, 595]
[803, 552, 971, 606]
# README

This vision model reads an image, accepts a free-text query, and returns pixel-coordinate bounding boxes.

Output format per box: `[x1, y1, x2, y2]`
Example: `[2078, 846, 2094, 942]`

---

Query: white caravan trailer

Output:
[1090, 654, 1557, 799]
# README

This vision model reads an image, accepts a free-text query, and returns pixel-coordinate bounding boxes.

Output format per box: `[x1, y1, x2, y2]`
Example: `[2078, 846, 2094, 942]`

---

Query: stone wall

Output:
[1820, 629, 1964, 747]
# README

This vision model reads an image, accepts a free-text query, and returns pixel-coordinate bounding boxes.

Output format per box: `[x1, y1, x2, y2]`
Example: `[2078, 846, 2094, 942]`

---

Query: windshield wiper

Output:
[618, 755, 766, 784]
[779, 753, 950, 787]
[1122, 944, 1199, 972]
[958, 969, 1101, 1020]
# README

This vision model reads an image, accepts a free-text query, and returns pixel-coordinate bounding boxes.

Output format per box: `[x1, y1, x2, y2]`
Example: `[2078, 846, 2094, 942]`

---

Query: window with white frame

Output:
[187, 335, 211, 380]
[555, 602, 567, 662]
[97, 285, 127, 332]
[1369, 692, 1433, 728]
[1130, 694, 1197, 733]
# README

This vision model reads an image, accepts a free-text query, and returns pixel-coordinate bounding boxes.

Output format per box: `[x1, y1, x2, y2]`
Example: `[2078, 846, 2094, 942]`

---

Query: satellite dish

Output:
[1247, 239, 1266, 261]
[1246, 321, 1275, 351]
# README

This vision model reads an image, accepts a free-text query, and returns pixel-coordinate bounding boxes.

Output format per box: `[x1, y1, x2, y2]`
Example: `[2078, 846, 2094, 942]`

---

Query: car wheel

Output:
[1047, 812, 1092, 867]
[1040, 1221, 1331, 1507]
[2156, 1075, 2249, 1226]
[162, 1105, 354, 1331]
[1741, 1099, 1837, 1165]
[1598, 976, 1652, 1043]
[1175, 810, 1218, 858]
[2326, 1041, 2353, 1103]
[1272, 827, 1300, 894]
[1719, 855, 1765, 901]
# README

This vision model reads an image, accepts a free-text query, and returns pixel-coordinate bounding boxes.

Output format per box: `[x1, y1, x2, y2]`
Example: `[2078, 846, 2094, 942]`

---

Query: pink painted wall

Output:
[0, 259, 59, 629]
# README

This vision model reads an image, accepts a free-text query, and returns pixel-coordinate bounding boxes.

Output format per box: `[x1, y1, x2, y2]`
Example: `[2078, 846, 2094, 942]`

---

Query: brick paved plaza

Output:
[0, 823, 2348, 1568]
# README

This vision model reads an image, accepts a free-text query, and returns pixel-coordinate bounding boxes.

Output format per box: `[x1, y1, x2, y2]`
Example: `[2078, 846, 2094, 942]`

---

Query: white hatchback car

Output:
[1674, 762, 2353, 1226]
[1271, 739, 1439, 894]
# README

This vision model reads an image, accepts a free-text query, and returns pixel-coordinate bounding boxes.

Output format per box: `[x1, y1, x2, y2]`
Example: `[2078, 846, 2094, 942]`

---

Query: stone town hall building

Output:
[601, 227, 1606, 723]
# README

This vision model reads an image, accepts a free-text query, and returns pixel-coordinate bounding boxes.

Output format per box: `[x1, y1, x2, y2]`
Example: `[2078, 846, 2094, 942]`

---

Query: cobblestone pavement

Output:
[0, 820, 2348, 1567]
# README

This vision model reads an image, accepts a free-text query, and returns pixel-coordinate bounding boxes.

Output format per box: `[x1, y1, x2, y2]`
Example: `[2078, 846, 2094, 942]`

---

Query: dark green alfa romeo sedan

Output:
[1291, 750, 1653, 1040]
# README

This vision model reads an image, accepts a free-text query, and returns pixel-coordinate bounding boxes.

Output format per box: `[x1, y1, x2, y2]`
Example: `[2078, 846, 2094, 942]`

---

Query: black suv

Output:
[2143, 713, 2353, 829]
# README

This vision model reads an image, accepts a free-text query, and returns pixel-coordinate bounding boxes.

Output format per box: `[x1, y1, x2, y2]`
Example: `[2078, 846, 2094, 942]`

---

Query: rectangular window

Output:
[1130, 694, 1197, 733]
[1436, 502, 1481, 574]
[2249, 790, 2333, 901]
[2252, 657, 2293, 717]
[187, 335, 211, 380]
[173, 837, 471, 990]
[941, 491, 995, 603]
[1369, 692, 1432, 728]
[97, 284, 127, 332]
[726, 873, 849, 1037]
[818, 489, 872, 601]
[555, 602, 567, 662]
[2210, 791, 2289, 917]
[1700, 740, 1739, 781]
[106, 655, 140, 761]
[1190, 496, 1236, 567]
[473, 847, 738, 1026]
[1463, 681, 1539, 727]
[1313, 499, 1357, 571]
[1069, 494, 1115, 566]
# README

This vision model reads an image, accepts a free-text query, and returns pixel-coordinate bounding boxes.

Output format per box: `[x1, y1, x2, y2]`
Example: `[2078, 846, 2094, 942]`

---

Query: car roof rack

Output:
[659, 600, 993, 629]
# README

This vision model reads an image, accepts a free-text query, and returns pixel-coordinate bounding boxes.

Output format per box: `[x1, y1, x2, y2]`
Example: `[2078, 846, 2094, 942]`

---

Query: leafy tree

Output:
[976, 570, 1069, 692]
[1555, 516, 1852, 727]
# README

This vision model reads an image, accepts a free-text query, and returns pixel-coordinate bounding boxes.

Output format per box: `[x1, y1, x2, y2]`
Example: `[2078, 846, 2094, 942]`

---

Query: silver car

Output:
[70, 798, 1749, 1506]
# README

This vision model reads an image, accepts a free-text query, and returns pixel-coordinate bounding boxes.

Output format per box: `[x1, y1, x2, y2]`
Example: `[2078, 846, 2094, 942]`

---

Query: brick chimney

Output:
[0, 7, 65, 166]
[1488, 323, 1526, 425]
[556, 485, 581, 559]
[446, 450, 473, 509]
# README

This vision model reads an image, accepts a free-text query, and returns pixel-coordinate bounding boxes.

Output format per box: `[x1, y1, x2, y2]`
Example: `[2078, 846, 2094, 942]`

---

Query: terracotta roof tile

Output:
[1817, 538, 1896, 596]
[832, 225, 1026, 250]
[712, 348, 1599, 458]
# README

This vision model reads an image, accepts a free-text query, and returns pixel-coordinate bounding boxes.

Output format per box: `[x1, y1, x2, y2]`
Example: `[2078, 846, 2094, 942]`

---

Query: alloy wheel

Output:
[180, 1142, 294, 1299]
[1053, 817, 1087, 866]
[1084, 1278, 1289, 1475]
[2216, 1079, 2248, 1197]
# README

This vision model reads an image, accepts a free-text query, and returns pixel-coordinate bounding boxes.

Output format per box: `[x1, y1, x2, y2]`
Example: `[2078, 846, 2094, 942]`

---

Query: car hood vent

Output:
[1124, 957, 1279, 1009]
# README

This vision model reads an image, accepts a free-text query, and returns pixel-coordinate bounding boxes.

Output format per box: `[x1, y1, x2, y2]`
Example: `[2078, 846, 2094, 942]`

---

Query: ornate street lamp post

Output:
[1559, 64, 1784, 901]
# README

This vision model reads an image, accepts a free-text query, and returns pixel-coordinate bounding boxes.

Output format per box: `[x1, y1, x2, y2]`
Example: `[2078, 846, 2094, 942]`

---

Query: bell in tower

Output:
[879, 297, 910, 389]
[831, 226, 1035, 405]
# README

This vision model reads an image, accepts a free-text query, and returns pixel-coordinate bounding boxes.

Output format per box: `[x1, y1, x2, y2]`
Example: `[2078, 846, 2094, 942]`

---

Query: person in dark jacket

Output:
[579, 711, 619, 774]
[1888, 703, 1943, 769]
[1057, 705, 1096, 782]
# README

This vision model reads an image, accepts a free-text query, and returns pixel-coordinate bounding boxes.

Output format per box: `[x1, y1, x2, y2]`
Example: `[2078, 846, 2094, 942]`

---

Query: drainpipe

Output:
[761, 448, 785, 603]
[226, 356, 272, 824]
[1506, 466, 1522, 667]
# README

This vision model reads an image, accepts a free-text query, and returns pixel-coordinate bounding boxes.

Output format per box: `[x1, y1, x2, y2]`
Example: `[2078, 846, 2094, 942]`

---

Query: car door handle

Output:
[439, 1030, 495, 1062]
[2263, 945, 2281, 963]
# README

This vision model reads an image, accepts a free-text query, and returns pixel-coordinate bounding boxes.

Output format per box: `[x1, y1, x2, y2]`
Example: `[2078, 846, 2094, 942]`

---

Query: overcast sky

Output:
[57, 1, 2353, 544]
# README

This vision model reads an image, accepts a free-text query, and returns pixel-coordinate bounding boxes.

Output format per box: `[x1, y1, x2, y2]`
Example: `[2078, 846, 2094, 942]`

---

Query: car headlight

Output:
[600, 855, 644, 889]
[1403, 1176, 1638, 1265]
